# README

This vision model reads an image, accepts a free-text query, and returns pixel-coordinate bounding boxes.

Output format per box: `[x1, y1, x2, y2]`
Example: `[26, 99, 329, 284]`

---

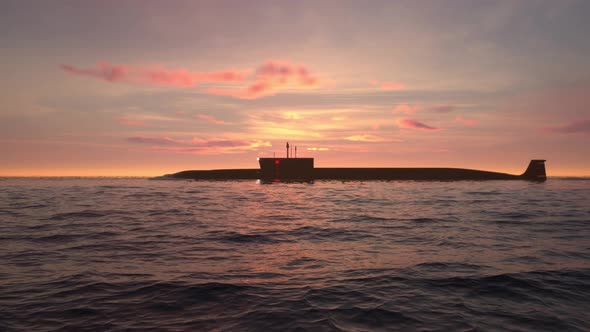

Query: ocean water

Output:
[1, 177, 589, 331]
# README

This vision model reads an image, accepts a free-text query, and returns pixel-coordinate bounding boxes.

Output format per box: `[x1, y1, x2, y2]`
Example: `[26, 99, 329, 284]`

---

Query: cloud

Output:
[392, 104, 456, 115]
[396, 118, 439, 130]
[62, 60, 322, 99]
[345, 134, 402, 142]
[61, 62, 246, 87]
[307, 147, 329, 151]
[114, 114, 179, 127]
[392, 104, 418, 114]
[455, 115, 478, 126]
[127, 137, 179, 145]
[545, 119, 590, 134]
[115, 116, 150, 127]
[283, 112, 303, 120]
[196, 114, 225, 125]
[127, 136, 271, 154]
[62, 63, 129, 82]
[370, 80, 405, 91]
[207, 60, 320, 99]
[430, 105, 455, 113]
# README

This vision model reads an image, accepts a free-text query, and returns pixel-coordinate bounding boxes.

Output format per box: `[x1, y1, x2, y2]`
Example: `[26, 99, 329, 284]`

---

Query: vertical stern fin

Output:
[521, 160, 547, 181]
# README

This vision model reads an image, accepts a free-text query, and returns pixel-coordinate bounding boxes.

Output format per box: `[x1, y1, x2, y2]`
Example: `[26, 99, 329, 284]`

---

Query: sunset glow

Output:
[1, 1, 589, 176]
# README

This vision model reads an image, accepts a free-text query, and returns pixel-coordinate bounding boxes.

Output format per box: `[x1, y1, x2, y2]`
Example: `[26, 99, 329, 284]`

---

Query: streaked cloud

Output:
[455, 115, 478, 126]
[196, 114, 225, 125]
[396, 118, 439, 131]
[283, 112, 304, 120]
[370, 80, 405, 91]
[128, 136, 179, 145]
[393, 104, 456, 115]
[127, 136, 246, 147]
[114, 113, 180, 127]
[207, 60, 321, 99]
[392, 104, 418, 114]
[345, 134, 401, 143]
[429, 105, 455, 113]
[127, 136, 270, 154]
[115, 116, 150, 127]
[62, 60, 322, 100]
[243, 108, 364, 140]
[545, 119, 590, 134]
[61, 62, 247, 87]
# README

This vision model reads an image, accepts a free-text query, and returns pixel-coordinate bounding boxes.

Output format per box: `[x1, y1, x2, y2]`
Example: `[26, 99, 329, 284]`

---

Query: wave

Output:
[2, 178, 590, 331]
[3, 269, 590, 331]
[206, 230, 289, 244]
[47, 210, 124, 221]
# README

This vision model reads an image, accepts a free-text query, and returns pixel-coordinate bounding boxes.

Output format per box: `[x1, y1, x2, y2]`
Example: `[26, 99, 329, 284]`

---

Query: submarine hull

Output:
[165, 160, 546, 182]
[312, 168, 523, 181]
[166, 169, 259, 180]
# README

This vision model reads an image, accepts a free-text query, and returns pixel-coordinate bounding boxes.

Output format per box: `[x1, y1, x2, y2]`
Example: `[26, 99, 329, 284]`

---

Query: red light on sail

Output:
[275, 159, 280, 165]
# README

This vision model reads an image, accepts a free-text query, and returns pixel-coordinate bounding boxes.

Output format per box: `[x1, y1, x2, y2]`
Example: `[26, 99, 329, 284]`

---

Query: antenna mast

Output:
[286, 142, 290, 158]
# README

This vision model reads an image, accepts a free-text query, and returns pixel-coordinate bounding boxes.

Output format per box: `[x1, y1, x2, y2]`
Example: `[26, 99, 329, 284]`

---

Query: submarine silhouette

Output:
[165, 143, 547, 181]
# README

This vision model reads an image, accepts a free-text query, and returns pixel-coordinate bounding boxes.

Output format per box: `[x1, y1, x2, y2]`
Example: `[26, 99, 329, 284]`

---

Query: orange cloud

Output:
[283, 112, 303, 120]
[127, 136, 270, 154]
[61, 62, 247, 87]
[345, 134, 401, 142]
[455, 115, 478, 126]
[370, 80, 405, 91]
[396, 118, 439, 130]
[544, 119, 590, 134]
[196, 114, 225, 125]
[307, 147, 329, 151]
[207, 60, 320, 99]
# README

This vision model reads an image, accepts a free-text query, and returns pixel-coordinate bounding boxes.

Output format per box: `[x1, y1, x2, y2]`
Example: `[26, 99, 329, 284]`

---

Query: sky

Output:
[1, 0, 589, 176]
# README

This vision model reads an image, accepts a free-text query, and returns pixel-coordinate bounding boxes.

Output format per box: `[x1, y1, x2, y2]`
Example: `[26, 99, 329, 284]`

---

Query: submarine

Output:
[163, 143, 547, 182]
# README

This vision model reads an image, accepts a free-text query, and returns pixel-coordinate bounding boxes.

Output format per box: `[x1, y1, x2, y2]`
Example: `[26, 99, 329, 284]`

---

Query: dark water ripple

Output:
[1, 177, 590, 331]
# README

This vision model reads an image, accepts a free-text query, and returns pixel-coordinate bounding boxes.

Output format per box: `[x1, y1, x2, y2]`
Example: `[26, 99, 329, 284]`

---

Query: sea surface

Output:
[1, 177, 589, 331]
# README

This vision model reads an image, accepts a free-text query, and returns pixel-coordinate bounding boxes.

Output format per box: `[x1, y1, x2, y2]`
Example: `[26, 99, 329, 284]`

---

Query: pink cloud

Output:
[545, 119, 590, 134]
[345, 134, 404, 143]
[392, 104, 457, 115]
[61, 62, 247, 87]
[115, 116, 150, 127]
[127, 137, 179, 145]
[62, 63, 130, 82]
[127, 136, 271, 154]
[392, 104, 418, 114]
[370, 80, 405, 91]
[455, 115, 478, 126]
[196, 114, 225, 125]
[430, 105, 455, 113]
[380, 82, 405, 90]
[62, 60, 322, 99]
[207, 60, 320, 99]
[396, 118, 439, 131]
[128, 137, 245, 147]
